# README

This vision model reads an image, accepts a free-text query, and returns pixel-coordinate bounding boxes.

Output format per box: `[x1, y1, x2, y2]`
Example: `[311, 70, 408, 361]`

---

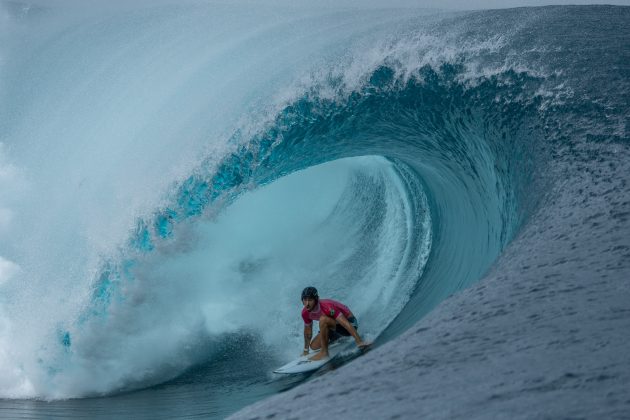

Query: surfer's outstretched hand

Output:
[356, 341, 372, 351]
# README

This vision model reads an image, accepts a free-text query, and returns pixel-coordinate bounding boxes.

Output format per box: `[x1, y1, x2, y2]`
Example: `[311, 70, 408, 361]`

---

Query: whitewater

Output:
[1, 1, 629, 418]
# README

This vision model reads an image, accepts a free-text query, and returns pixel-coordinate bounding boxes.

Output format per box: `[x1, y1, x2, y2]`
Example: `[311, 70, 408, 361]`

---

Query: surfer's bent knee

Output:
[319, 315, 335, 328]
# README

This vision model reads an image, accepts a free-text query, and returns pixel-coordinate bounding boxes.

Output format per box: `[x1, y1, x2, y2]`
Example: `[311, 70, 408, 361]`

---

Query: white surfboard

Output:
[274, 339, 351, 374]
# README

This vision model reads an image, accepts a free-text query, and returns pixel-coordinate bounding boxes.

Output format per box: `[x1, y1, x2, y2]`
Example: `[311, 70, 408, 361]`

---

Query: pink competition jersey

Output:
[302, 299, 352, 325]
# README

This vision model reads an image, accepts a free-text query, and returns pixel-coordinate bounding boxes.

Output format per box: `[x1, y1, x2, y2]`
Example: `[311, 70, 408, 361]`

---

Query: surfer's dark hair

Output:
[301, 286, 319, 302]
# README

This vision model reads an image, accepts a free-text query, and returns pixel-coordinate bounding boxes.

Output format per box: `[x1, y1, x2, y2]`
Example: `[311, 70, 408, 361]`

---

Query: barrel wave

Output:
[1, 3, 628, 418]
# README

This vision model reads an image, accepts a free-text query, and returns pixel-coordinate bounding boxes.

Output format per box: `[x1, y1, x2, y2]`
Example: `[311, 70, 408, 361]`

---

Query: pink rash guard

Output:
[302, 299, 352, 325]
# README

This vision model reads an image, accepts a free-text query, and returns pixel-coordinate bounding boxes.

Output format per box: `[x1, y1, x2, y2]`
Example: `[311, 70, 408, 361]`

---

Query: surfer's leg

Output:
[310, 315, 335, 361]
[334, 316, 358, 337]
[310, 333, 321, 350]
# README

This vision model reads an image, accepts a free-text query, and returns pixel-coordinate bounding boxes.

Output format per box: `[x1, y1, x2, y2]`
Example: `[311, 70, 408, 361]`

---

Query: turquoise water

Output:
[0, 3, 628, 418]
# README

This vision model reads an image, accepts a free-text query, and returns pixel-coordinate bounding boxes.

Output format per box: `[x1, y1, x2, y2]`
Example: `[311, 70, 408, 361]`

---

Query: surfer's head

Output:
[301, 286, 319, 310]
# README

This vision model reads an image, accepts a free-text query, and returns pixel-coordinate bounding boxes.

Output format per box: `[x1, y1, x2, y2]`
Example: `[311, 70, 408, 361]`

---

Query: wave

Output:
[0, 2, 626, 411]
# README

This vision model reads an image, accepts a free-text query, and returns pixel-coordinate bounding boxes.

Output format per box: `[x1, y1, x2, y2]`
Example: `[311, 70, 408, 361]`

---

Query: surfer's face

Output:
[302, 297, 316, 311]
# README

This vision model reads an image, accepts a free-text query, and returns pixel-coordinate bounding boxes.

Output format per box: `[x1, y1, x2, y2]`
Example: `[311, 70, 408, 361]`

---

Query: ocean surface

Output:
[0, 2, 628, 418]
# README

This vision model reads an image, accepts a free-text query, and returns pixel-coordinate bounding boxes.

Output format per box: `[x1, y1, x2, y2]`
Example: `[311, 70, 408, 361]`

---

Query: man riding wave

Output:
[300, 286, 370, 361]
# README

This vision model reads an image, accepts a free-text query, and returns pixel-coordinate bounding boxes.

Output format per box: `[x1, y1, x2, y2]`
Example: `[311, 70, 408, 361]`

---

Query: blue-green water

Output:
[0, 3, 628, 418]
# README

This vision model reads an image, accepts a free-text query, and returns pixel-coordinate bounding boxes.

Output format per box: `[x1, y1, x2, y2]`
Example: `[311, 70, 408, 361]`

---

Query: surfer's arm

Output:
[303, 323, 313, 355]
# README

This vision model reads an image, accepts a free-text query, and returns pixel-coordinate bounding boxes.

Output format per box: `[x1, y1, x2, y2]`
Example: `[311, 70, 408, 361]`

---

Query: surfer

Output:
[301, 286, 369, 361]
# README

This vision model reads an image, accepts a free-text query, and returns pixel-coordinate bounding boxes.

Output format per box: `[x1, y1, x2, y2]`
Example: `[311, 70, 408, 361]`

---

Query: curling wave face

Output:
[2, 2, 625, 414]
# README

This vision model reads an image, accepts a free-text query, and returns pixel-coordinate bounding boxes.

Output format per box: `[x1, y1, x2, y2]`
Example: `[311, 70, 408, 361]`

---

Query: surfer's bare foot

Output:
[310, 351, 329, 361]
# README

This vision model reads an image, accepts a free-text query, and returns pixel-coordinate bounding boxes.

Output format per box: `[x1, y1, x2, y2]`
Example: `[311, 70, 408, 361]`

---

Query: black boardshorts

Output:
[329, 316, 358, 342]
